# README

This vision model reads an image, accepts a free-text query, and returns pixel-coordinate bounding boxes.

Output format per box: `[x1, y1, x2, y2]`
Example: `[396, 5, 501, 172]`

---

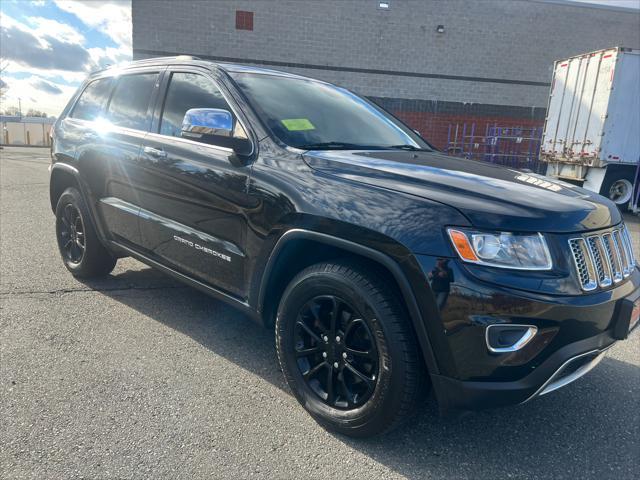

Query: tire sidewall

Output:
[55, 188, 88, 273]
[600, 167, 634, 211]
[55, 187, 116, 277]
[276, 268, 408, 434]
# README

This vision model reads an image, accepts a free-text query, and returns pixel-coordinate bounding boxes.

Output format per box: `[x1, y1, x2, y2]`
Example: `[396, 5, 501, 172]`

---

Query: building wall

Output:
[131, 0, 640, 148]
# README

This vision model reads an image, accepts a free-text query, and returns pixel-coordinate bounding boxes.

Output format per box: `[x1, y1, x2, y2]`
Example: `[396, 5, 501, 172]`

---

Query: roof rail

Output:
[132, 55, 202, 63]
[90, 55, 203, 74]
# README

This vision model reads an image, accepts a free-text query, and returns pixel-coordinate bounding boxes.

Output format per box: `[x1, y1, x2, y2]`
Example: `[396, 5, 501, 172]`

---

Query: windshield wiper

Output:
[296, 142, 432, 152]
[296, 142, 384, 151]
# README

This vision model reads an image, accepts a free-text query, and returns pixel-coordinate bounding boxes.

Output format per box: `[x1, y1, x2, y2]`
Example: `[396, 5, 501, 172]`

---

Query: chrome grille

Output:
[569, 225, 636, 291]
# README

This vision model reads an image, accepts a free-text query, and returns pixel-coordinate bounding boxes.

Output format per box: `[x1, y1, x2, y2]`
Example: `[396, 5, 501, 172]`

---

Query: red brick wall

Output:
[392, 111, 544, 151]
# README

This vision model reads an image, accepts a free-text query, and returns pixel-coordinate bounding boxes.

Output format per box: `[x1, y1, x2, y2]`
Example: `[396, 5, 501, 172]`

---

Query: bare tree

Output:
[26, 109, 47, 118]
[0, 61, 8, 100]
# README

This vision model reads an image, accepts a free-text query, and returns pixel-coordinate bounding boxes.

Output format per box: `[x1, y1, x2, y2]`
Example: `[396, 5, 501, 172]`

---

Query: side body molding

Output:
[258, 229, 440, 376]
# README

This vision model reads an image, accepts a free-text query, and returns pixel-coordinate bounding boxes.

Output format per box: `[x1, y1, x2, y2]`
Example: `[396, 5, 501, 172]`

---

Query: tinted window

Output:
[70, 78, 113, 121]
[160, 72, 230, 137]
[107, 73, 157, 130]
[231, 73, 429, 150]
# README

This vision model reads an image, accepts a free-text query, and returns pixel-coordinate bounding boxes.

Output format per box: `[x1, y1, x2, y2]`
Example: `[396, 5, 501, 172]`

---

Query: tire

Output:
[600, 167, 634, 212]
[275, 261, 428, 437]
[55, 187, 117, 278]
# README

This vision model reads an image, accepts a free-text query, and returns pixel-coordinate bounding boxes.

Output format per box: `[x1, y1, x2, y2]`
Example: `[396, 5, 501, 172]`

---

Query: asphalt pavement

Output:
[1, 146, 639, 479]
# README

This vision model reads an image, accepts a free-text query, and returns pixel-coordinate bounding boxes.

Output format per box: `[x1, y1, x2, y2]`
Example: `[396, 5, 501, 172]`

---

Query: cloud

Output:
[1, 75, 77, 116]
[27, 16, 85, 45]
[0, 23, 91, 72]
[2, 60, 91, 85]
[55, 0, 131, 48]
[88, 43, 132, 69]
[0, 11, 130, 75]
[31, 78, 63, 95]
[0, 2, 132, 117]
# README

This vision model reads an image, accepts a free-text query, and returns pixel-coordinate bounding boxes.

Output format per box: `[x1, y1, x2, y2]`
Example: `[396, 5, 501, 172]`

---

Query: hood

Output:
[303, 150, 621, 233]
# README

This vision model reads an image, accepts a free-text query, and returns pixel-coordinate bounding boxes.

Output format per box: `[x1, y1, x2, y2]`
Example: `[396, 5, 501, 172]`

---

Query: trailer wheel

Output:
[600, 168, 634, 212]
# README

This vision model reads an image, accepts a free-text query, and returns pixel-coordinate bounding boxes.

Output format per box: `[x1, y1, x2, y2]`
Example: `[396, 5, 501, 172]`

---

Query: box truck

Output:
[541, 47, 639, 211]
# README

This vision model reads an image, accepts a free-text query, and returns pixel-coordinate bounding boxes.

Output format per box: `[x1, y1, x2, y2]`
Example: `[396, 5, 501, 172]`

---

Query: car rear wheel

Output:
[275, 261, 427, 437]
[55, 187, 116, 278]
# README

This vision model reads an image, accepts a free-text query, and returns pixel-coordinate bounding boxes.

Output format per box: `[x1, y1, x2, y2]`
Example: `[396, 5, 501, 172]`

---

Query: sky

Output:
[0, 0, 638, 118]
[0, 0, 131, 117]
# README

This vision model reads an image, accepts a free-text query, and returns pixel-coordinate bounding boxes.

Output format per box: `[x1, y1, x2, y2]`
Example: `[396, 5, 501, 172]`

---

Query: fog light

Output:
[486, 324, 537, 353]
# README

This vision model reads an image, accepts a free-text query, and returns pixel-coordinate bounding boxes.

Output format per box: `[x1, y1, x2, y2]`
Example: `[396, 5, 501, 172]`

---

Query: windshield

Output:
[230, 72, 431, 150]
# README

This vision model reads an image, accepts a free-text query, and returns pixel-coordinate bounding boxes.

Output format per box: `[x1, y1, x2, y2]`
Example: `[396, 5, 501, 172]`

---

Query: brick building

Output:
[132, 0, 640, 151]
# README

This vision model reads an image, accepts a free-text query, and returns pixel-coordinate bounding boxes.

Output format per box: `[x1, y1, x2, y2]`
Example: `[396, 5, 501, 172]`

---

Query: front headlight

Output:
[447, 228, 553, 270]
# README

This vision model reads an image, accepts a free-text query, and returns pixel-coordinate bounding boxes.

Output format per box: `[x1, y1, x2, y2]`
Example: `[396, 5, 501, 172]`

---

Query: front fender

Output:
[255, 227, 444, 377]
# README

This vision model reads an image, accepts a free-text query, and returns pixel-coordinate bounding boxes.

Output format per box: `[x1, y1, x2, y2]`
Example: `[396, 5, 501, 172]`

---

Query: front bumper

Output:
[414, 254, 640, 412]
[430, 331, 622, 411]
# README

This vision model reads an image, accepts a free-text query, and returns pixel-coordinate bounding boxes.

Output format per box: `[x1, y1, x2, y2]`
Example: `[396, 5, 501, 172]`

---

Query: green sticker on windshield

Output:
[281, 118, 315, 131]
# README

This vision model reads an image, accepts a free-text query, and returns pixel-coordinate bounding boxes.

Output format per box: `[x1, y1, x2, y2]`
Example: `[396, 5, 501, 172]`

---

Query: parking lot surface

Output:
[1, 147, 639, 479]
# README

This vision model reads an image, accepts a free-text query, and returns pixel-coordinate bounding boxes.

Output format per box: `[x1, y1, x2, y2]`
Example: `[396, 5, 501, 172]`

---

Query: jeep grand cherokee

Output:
[49, 56, 640, 437]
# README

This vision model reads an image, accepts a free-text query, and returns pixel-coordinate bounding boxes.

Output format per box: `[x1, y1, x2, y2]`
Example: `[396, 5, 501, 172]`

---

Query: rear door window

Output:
[107, 73, 158, 131]
[70, 78, 113, 121]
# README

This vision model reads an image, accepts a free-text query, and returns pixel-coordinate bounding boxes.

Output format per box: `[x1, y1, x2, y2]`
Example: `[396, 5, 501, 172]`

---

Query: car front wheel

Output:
[275, 261, 427, 437]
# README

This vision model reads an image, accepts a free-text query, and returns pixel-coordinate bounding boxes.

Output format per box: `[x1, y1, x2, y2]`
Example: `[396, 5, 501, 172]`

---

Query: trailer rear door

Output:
[601, 49, 640, 165]
[542, 48, 617, 160]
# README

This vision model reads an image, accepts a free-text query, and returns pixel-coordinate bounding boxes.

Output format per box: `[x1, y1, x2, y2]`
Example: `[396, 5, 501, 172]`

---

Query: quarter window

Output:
[159, 72, 231, 138]
[107, 73, 158, 130]
[70, 78, 113, 121]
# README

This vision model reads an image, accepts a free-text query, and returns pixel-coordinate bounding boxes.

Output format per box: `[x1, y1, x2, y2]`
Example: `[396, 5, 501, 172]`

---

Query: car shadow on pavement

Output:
[84, 266, 640, 480]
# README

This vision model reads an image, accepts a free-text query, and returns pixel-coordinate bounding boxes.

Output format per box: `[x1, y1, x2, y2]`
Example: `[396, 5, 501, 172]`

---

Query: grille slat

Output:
[586, 236, 612, 287]
[613, 230, 631, 277]
[570, 225, 635, 291]
[569, 238, 597, 291]
[621, 226, 636, 270]
[602, 233, 623, 283]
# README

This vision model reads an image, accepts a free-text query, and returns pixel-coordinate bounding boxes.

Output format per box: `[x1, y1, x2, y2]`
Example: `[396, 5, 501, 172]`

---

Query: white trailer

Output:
[541, 47, 639, 211]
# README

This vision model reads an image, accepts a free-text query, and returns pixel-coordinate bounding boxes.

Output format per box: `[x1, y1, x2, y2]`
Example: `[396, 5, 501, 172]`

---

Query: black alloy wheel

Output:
[276, 261, 428, 437]
[55, 187, 117, 278]
[295, 295, 379, 409]
[59, 203, 86, 264]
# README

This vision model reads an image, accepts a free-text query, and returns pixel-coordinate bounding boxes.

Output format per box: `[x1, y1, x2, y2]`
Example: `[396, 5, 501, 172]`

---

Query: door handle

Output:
[143, 146, 167, 158]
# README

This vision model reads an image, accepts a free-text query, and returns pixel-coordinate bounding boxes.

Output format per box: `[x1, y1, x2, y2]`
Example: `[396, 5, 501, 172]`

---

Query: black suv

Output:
[50, 56, 639, 437]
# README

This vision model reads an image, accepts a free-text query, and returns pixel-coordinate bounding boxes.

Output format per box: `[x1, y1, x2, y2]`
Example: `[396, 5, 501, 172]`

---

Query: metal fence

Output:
[445, 123, 545, 173]
[1, 116, 55, 147]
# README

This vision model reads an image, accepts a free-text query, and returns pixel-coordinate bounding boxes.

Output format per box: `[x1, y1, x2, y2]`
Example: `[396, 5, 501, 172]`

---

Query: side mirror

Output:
[182, 108, 233, 138]
[181, 108, 253, 159]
